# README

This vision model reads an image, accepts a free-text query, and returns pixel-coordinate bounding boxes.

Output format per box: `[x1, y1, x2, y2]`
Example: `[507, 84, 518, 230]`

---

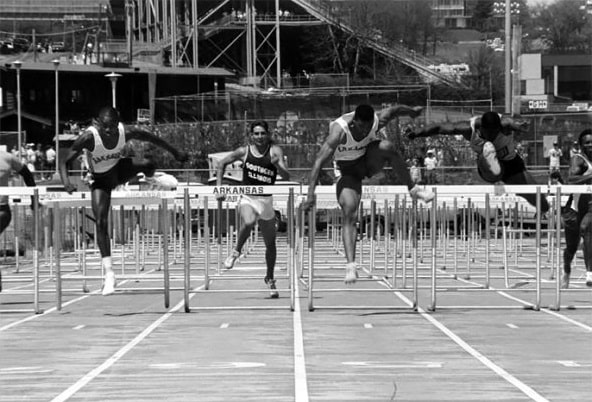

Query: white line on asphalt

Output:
[451, 274, 592, 332]
[394, 291, 550, 402]
[50, 284, 203, 402]
[293, 276, 309, 402]
[72, 325, 85, 330]
[0, 272, 155, 333]
[506, 323, 519, 329]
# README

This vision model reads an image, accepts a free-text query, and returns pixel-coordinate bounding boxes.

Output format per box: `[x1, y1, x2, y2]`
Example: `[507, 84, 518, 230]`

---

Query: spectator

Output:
[548, 141, 562, 173]
[569, 141, 580, 158]
[424, 150, 438, 184]
[410, 158, 422, 185]
[45, 145, 56, 176]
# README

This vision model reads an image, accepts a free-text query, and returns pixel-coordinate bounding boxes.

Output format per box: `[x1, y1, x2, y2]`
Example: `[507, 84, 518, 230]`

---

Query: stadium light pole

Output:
[13, 60, 22, 161]
[53, 59, 60, 174]
[105, 72, 122, 108]
[504, 0, 511, 114]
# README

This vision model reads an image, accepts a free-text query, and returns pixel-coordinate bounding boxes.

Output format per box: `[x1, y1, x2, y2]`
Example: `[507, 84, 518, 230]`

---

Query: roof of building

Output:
[542, 54, 592, 67]
[0, 54, 234, 77]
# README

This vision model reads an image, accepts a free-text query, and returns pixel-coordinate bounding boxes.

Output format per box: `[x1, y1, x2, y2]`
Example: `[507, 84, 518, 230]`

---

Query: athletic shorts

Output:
[90, 158, 135, 191]
[334, 141, 382, 197]
[239, 195, 275, 221]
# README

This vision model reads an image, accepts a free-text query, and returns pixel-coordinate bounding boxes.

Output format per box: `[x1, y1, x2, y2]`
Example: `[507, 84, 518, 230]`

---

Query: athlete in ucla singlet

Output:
[303, 104, 434, 284]
[216, 120, 290, 298]
[59, 107, 187, 296]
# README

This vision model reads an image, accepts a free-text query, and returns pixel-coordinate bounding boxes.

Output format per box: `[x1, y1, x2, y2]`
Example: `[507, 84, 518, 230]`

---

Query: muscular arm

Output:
[216, 146, 247, 187]
[305, 123, 342, 202]
[500, 117, 529, 136]
[271, 145, 290, 181]
[125, 125, 187, 161]
[567, 155, 592, 184]
[377, 105, 423, 130]
[59, 131, 94, 191]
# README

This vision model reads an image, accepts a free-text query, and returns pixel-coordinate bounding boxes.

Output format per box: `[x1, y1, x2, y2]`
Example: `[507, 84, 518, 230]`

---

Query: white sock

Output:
[102, 256, 113, 275]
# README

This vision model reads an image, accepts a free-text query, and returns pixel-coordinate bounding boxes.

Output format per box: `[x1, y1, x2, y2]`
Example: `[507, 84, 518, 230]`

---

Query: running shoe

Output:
[344, 262, 358, 284]
[265, 278, 279, 298]
[224, 250, 240, 269]
[482, 141, 502, 177]
[586, 272, 592, 287]
[409, 185, 435, 203]
[102, 271, 116, 296]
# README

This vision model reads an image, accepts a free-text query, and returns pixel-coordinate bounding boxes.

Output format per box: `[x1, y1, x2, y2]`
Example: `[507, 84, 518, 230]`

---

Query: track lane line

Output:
[293, 275, 309, 402]
[394, 291, 550, 402]
[50, 284, 203, 402]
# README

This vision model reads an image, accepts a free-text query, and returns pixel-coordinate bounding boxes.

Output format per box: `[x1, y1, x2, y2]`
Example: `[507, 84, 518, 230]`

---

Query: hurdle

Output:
[47, 190, 177, 310]
[180, 185, 297, 312]
[0, 187, 43, 314]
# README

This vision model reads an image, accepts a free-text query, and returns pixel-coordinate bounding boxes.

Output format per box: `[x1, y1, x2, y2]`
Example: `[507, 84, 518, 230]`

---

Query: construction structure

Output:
[1, 0, 460, 87]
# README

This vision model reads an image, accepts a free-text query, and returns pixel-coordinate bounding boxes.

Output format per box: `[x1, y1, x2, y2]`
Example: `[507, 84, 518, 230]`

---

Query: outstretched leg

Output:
[224, 203, 257, 269]
[259, 218, 279, 298]
[90, 187, 117, 295]
[336, 180, 362, 284]
[366, 140, 434, 202]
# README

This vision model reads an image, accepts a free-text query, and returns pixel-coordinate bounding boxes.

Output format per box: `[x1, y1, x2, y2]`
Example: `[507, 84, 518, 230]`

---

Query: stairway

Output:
[291, 0, 463, 87]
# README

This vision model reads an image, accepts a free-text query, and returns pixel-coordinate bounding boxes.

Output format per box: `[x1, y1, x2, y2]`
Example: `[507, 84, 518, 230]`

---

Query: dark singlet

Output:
[242, 145, 277, 186]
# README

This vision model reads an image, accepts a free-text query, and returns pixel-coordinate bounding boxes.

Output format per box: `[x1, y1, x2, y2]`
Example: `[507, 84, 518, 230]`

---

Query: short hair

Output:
[353, 104, 375, 123]
[481, 111, 502, 130]
[578, 128, 592, 146]
[250, 120, 269, 133]
[98, 107, 120, 124]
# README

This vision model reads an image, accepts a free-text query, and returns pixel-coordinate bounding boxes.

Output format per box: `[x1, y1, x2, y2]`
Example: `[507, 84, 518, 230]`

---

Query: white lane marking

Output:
[0, 272, 157, 333]
[0, 293, 93, 333]
[446, 271, 592, 332]
[50, 285, 203, 402]
[220, 323, 229, 329]
[72, 325, 85, 330]
[364, 323, 373, 329]
[293, 275, 309, 402]
[557, 361, 592, 367]
[0, 366, 54, 374]
[342, 361, 442, 369]
[148, 362, 266, 369]
[506, 323, 519, 329]
[394, 291, 550, 402]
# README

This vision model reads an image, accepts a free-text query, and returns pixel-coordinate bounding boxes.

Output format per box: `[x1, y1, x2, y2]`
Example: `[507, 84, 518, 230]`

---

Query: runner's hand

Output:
[64, 183, 77, 194]
[301, 196, 315, 211]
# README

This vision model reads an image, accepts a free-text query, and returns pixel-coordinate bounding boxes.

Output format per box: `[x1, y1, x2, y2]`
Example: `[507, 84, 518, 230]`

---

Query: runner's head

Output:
[480, 111, 502, 141]
[578, 128, 592, 157]
[97, 107, 120, 136]
[351, 104, 375, 135]
[250, 120, 272, 147]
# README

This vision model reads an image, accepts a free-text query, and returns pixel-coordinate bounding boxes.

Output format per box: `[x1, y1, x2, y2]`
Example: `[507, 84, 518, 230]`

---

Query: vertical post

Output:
[504, 0, 512, 114]
[105, 72, 122, 109]
[13, 61, 22, 161]
[275, 0, 281, 87]
[53, 60, 60, 174]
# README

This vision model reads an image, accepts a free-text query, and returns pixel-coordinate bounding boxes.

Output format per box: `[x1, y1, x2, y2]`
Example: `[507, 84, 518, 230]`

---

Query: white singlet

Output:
[87, 123, 126, 174]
